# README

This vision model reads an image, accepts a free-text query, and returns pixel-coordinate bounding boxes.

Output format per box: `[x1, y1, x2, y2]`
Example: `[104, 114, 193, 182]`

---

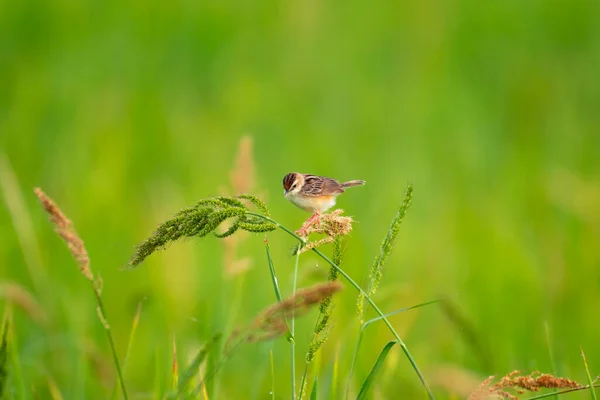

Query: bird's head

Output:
[282, 172, 304, 196]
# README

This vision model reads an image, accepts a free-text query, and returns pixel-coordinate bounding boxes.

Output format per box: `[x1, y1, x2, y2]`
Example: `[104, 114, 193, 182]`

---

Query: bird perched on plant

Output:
[282, 172, 365, 236]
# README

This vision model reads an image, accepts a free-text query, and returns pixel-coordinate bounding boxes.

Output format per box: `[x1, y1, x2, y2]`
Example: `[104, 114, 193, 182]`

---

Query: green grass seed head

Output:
[128, 195, 276, 267]
[357, 183, 413, 323]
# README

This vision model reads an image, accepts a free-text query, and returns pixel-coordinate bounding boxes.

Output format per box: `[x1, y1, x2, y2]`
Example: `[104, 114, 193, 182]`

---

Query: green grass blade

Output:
[170, 334, 221, 398]
[544, 321, 558, 399]
[346, 300, 438, 398]
[311, 248, 434, 399]
[356, 341, 397, 400]
[581, 348, 598, 400]
[310, 376, 318, 400]
[245, 212, 435, 400]
[330, 347, 339, 399]
[112, 301, 143, 400]
[299, 365, 309, 400]
[7, 314, 24, 400]
[153, 348, 162, 400]
[0, 321, 9, 399]
[270, 350, 275, 400]
[345, 328, 364, 399]
[362, 300, 441, 329]
[524, 385, 600, 400]
[264, 237, 292, 341]
[291, 248, 300, 400]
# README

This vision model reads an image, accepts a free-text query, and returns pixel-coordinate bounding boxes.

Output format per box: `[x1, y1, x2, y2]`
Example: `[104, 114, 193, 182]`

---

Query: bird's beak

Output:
[283, 189, 288, 195]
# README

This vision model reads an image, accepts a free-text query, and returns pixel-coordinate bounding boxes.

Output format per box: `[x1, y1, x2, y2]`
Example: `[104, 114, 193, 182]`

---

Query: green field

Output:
[1, 1, 599, 398]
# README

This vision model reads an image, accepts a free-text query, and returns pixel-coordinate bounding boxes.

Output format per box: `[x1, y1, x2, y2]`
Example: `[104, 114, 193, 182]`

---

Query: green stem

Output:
[245, 212, 435, 400]
[312, 248, 434, 399]
[345, 327, 363, 399]
[95, 290, 128, 400]
[299, 364, 309, 400]
[290, 247, 300, 399]
[264, 238, 293, 341]
[346, 300, 440, 399]
[524, 384, 600, 400]
[270, 350, 276, 400]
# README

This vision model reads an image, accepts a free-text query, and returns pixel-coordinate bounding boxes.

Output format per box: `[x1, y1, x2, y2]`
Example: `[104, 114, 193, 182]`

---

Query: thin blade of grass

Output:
[291, 248, 300, 400]
[46, 377, 63, 400]
[154, 348, 162, 400]
[330, 346, 339, 399]
[310, 376, 318, 400]
[270, 349, 275, 400]
[112, 301, 143, 400]
[356, 341, 397, 400]
[0, 321, 9, 399]
[299, 365, 309, 400]
[544, 321, 558, 400]
[345, 328, 363, 399]
[171, 334, 221, 398]
[245, 211, 435, 400]
[363, 300, 441, 329]
[264, 237, 292, 341]
[6, 312, 24, 400]
[524, 384, 600, 400]
[346, 300, 439, 398]
[581, 348, 598, 400]
[0, 154, 47, 293]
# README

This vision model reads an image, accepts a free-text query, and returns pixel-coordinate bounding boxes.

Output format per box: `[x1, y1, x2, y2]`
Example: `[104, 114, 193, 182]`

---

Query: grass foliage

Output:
[2, 3, 600, 395]
[22, 182, 598, 400]
[0, 322, 8, 399]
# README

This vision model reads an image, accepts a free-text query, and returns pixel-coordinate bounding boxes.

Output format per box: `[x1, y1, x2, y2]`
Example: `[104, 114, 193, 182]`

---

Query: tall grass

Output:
[124, 185, 436, 398]
[34, 188, 128, 400]
[14, 174, 595, 399]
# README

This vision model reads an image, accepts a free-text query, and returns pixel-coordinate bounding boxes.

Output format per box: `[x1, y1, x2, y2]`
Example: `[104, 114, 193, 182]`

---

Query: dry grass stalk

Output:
[468, 370, 582, 400]
[297, 210, 353, 254]
[222, 135, 256, 277]
[33, 188, 93, 281]
[230, 135, 255, 194]
[34, 187, 129, 398]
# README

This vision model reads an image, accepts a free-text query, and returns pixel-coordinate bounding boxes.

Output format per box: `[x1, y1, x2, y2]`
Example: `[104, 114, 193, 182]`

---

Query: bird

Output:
[282, 172, 365, 235]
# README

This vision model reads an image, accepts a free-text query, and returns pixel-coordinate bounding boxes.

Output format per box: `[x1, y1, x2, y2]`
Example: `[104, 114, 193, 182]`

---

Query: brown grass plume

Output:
[468, 370, 583, 399]
[33, 187, 93, 281]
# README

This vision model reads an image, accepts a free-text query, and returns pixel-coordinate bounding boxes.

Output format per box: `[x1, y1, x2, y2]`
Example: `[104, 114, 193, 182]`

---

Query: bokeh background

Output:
[1, 0, 599, 398]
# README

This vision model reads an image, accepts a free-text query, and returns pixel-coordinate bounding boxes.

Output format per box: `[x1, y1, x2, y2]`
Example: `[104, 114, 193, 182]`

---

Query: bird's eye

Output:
[291, 184, 296, 189]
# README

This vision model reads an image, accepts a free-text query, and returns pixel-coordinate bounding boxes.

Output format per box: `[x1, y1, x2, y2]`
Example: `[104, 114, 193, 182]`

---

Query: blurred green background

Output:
[1, 0, 600, 398]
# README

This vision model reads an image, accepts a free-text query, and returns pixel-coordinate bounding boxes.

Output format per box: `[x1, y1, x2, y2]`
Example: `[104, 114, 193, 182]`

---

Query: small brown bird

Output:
[283, 172, 365, 234]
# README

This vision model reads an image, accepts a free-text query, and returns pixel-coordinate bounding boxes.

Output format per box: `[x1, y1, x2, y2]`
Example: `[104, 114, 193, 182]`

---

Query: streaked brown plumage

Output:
[282, 172, 365, 214]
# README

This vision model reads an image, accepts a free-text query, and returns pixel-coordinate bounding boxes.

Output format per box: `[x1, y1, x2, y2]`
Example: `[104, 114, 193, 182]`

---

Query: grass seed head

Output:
[230, 281, 343, 347]
[34, 187, 93, 281]
[469, 371, 583, 399]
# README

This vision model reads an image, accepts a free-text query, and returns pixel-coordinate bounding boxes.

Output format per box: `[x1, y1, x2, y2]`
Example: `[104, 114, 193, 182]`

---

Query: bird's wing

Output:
[302, 175, 345, 196]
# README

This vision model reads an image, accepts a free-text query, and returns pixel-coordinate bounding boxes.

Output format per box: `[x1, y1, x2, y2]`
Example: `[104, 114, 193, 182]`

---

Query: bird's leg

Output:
[312, 210, 322, 229]
[295, 211, 321, 237]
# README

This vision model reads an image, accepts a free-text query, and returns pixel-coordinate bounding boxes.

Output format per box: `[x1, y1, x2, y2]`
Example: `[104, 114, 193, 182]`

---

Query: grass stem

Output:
[245, 212, 435, 400]
[95, 292, 128, 400]
[291, 246, 300, 400]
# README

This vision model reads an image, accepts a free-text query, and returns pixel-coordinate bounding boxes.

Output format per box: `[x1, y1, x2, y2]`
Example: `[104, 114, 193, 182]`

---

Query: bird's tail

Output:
[341, 180, 366, 188]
